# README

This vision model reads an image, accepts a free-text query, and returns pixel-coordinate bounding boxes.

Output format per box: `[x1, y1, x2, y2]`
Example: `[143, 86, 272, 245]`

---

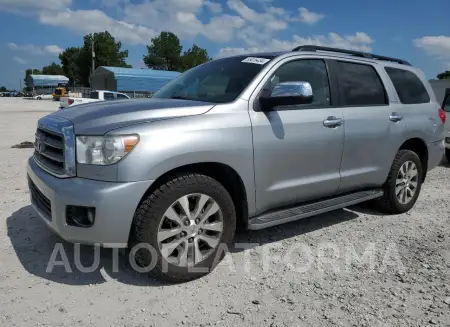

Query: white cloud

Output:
[217, 32, 375, 58]
[123, 0, 244, 42]
[204, 1, 222, 13]
[227, 0, 287, 31]
[0, 0, 72, 13]
[414, 36, 450, 64]
[38, 9, 156, 45]
[7, 42, 63, 55]
[12, 56, 27, 64]
[294, 7, 325, 25]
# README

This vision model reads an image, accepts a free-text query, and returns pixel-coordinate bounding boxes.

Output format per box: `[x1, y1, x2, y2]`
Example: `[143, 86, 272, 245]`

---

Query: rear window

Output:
[385, 67, 430, 104]
[336, 61, 387, 106]
[443, 94, 450, 112]
[90, 91, 99, 99]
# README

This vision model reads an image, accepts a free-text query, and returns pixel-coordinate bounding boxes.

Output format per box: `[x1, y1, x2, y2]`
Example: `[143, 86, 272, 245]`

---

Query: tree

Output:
[24, 68, 42, 85]
[76, 31, 132, 86]
[143, 32, 183, 71]
[42, 62, 64, 75]
[181, 44, 212, 71]
[437, 71, 450, 80]
[58, 32, 131, 86]
[143, 32, 211, 72]
[59, 47, 82, 85]
[0, 86, 7, 92]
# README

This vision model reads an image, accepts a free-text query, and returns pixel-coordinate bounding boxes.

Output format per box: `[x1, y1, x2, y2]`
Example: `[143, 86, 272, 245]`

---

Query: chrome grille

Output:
[34, 128, 65, 175]
[32, 115, 76, 178]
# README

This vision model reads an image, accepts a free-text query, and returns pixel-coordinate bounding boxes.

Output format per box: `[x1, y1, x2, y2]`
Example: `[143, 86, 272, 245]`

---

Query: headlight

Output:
[76, 135, 139, 165]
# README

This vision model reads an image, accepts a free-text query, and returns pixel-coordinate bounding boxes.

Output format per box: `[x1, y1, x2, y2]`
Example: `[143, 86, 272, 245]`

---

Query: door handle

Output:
[323, 116, 343, 128]
[389, 112, 403, 122]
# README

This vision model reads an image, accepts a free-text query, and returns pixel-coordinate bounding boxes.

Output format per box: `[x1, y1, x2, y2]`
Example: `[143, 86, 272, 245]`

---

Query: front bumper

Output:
[27, 157, 153, 248]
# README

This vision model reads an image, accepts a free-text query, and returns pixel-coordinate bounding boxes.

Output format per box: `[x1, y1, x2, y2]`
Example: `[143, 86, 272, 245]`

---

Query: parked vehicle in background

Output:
[59, 90, 130, 108]
[33, 94, 53, 100]
[442, 88, 450, 161]
[27, 46, 445, 282]
[53, 83, 70, 101]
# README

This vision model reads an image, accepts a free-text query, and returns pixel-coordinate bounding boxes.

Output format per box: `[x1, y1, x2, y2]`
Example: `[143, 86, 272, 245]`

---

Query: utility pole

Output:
[91, 34, 95, 75]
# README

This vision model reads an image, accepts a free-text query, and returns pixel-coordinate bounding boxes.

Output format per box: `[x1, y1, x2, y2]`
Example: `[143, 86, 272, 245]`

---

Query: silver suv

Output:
[27, 46, 446, 282]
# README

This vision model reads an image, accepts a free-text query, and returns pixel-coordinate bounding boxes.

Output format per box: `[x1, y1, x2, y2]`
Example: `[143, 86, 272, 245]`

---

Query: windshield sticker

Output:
[242, 57, 270, 65]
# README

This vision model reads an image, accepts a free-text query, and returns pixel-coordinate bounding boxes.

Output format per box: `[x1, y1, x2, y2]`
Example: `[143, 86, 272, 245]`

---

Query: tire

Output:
[446, 149, 450, 163]
[129, 174, 236, 282]
[373, 150, 423, 214]
[37, 97, 41, 100]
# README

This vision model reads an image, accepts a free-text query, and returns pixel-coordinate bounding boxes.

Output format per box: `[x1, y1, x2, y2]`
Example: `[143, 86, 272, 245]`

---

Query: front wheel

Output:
[129, 174, 236, 282]
[373, 150, 423, 214]
[446, 149, 450, 163]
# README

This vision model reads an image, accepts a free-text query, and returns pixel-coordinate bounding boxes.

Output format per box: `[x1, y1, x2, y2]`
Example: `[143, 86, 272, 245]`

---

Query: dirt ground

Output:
[0, 98, 449, 327]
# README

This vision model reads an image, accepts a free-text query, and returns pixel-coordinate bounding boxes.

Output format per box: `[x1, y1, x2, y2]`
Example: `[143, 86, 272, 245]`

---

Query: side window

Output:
[262, 59, 331, 109]
[103, 92, 115, 100]
[116, 93, 128, 99]
[337, 61, 387, 106]
[385, 67, 430, 104]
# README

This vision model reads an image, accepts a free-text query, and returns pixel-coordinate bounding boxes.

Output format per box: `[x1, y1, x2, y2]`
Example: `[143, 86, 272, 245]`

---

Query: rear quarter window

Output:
[384, 67, 430, 104]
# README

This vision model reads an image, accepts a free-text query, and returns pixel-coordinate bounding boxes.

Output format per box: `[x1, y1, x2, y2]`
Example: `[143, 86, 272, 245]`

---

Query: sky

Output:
[0, 0, 449, 90]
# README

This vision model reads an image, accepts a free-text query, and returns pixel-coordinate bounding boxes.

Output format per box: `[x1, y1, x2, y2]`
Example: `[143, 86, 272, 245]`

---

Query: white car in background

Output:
[59, 90, 130, 109]
[33, 94, 53, 100]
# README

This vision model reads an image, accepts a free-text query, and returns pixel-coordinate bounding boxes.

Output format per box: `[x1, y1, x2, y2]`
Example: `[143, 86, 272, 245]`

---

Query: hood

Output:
[51, 98, 215, 135]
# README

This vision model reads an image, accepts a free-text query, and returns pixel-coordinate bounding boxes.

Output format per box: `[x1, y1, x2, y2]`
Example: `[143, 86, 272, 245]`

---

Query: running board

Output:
[248, 189, 384, 230]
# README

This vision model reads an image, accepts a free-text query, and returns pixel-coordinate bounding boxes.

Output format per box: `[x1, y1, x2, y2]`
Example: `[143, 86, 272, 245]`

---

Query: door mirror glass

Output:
[260, 81, 314, 111]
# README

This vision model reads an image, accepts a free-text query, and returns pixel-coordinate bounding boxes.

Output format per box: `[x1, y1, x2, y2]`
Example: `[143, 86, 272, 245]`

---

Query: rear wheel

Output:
[374, 150, 423, 214]
[129, 174, 236, 282]
[37, 97, 42, 100]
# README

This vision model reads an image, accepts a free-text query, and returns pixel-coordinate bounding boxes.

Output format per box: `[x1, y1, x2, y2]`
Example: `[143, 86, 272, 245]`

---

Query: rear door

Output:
[331, 60, 406, 192]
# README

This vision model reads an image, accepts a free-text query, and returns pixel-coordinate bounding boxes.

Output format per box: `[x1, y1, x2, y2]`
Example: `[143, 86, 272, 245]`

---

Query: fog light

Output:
[66, 206, 96, 228]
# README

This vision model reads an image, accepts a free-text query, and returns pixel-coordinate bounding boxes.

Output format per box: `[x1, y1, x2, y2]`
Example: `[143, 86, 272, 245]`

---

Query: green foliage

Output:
[59, 47, 81, 85]
[42, 62, 64, 75]
[437, 71, 450, 80]
[143, 31, 211, 72]
[0, 86, 7, 92]
[59, 31, 131, 86]
[143, 32, 183, 71]
[181, 45, 212, 72]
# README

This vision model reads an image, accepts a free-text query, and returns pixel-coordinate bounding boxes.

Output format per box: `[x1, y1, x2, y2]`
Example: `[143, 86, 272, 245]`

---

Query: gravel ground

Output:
[0, 98, 449, 327]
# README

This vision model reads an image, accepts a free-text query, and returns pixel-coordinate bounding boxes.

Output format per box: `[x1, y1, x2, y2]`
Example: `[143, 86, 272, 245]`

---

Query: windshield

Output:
[152, 55, 275, 103]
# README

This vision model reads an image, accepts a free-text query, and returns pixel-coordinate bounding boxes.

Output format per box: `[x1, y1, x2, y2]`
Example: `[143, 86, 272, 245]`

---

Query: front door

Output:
[250, 58, 345, 214]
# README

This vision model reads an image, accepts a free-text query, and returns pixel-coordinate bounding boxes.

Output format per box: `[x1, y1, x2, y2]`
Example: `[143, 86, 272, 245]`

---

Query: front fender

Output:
[115, 110, 257, 215]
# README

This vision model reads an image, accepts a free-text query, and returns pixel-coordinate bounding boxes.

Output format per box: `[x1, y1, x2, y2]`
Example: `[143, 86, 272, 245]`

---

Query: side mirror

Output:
[259, 81, 314, 111]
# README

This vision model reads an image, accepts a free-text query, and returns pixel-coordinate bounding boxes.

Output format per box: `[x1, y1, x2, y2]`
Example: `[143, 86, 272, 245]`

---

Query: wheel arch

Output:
[398, 137, 428, 182]
[132, 162, 249, 238]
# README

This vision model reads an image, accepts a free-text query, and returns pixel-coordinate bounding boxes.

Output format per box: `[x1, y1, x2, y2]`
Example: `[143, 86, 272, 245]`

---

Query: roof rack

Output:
[292, 45, 411, 66]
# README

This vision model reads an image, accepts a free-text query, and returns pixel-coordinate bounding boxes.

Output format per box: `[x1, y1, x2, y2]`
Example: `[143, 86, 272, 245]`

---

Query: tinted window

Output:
[262, 59, 331, 108]
[385, 67, 430, 104]
[116, 93, 128, 99]
[152, 55, 275, 103]
[104, 92, 115, 100]
[443, 95, 450, 112]
[337, 61, 387, 106]
[90, 91, 99, 99]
